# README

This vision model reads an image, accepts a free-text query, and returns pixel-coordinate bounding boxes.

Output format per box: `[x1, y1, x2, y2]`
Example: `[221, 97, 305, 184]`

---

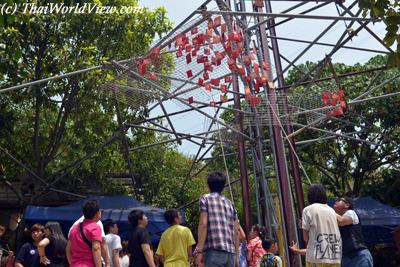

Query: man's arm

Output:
[141, 243, 156, 267]
[196, 212, 208, 251]
[187, 245, 193, 264]
[302, 229, 309, 244]
[195, 212, 208, 267]
[38, 238, 50, 265]
[15, 262, 23, 267]
[111, 249, 121, 267]
[289, 242, 306, 256]
[336, 213, 353, 226]
[101, 238, 111, 267]
[65, 240, 71, 264]
[92, 240, 102, 267]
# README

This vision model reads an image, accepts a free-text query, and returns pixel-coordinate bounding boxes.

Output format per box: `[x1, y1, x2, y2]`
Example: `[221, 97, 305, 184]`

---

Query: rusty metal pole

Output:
[219, 0, 253, 237]
[263, 0, 305, 218]
[253, 1, 301, 265]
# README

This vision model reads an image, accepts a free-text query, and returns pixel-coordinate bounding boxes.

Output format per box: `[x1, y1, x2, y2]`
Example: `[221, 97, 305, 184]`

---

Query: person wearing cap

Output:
[334, 197, 373, 267]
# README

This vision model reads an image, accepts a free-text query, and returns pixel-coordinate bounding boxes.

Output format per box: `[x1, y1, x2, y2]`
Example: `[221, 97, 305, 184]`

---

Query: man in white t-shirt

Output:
[334, 197, 373, 267]
[103, 220, 122, 267]
[69, 215, 111, 267]
[301, 184, 342, 266]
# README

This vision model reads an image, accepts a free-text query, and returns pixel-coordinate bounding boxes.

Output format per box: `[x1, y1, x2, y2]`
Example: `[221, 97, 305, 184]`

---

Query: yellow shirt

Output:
[156, 225, 196, 267]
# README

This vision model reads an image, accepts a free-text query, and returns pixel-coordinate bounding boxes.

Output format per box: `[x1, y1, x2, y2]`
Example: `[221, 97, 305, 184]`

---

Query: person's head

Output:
[0, 224, 6, 238]
[207, 171, 226, 193]
[104, 219, 118, 235]
[128, 209, 148, 228]
[82, 200, 101, 221]
[30, 223, 44, 243]
[249, 224, 267, 240]
[334, 196, 353, 215]
[44, 221, 67, 255]
[262, 238, 278, 253]
[164, 209, 181, 226]
[44, 221, 64, 238]
[307, 184, 328, 205]
[119, 240, 129, 257]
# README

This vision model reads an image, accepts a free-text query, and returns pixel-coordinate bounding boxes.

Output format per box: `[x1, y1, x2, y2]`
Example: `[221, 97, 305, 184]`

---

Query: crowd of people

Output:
[0, 172, 374, 267]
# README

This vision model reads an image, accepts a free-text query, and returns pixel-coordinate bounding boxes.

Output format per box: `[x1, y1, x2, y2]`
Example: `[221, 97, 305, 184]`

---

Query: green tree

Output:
[359, 0, 400, 66]
[286, 55, 400, 197]
[0, 0, 208, 209]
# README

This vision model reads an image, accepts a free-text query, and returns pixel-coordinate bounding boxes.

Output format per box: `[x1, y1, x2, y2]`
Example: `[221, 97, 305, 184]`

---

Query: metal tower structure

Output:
[1, 0, 398, 266]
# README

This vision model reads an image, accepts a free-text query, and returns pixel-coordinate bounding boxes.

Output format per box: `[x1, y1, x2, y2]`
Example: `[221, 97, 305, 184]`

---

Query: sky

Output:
[138, 0, 388, 156]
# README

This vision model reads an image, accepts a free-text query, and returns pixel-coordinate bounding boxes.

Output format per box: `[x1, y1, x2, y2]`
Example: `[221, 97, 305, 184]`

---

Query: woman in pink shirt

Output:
[247, 224, 267, 267]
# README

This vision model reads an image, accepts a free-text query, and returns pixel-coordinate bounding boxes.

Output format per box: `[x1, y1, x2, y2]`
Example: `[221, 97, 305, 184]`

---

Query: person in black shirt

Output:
[15, 224, 44, 267]
[127, 210, 155, 267]
[334, 197, 373, 267]
[37, 222, 67, 267]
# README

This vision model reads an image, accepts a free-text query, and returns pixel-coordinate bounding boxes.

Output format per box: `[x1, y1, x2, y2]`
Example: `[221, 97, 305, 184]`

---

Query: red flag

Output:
[225, 76, 232, 83]
[139, 63, 146, 75]
[333, 107, 344, 116]
[198, 78, 204, 86]
[220, 84, 227, 93]
[205, 83, 212, 92]
[211, 78, 220, 86]
[221, 23, 227, 33]
[188, 96, 194, 104]
[203, 71, 209, 80]
[220, 95, 228, 102]
[250, 96, 261, 106]
[191, 27, 198, 35]
[186, 70, 193, 78]
[186, 54, 192, 64]
[197, 55, 208, 63]
[150, 72, 156, 81]
[204, 62, 213, 72]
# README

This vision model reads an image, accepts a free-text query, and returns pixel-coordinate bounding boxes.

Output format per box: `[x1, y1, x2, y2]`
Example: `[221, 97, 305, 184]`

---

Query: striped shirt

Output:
[199, 192, 237, 253]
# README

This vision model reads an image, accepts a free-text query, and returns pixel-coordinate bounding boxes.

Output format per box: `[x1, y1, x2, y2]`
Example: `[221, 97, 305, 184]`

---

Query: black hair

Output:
[128, 209, 145, 228]
[103, 219, 117, 234]
[30, 223, 45, 233]
[45, 221, 67, 258]
[82, 200, 100, 219]
[307, 184, 328, 204]
[164, 209, 180, 225]
[252, 224, 267, 240]
[262, 238, 277, 251]
[207, 171, 226, 193]
[339, 196, 354, 210]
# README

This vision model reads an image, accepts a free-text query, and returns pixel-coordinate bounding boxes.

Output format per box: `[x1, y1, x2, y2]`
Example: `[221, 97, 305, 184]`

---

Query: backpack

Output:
[259, 253, 276, 267]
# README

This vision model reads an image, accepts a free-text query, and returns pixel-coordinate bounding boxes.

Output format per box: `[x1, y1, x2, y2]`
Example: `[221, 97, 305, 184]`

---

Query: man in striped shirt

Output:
[194, 172, 240, 267]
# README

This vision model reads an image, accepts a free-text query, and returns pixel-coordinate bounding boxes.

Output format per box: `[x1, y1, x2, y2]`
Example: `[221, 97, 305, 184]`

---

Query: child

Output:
[259, 239, 282, 267]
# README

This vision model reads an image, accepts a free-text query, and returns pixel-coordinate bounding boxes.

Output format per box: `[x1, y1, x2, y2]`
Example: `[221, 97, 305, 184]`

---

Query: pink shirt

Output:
[247, 236, 266, 267]
[70, 219, 102, 267]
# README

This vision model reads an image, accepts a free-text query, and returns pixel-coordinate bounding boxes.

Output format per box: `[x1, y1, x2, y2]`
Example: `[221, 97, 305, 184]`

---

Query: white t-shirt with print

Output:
[343, 209, 359, 225]
[302, 203, 342, 264]
[105, 233, 122, 267]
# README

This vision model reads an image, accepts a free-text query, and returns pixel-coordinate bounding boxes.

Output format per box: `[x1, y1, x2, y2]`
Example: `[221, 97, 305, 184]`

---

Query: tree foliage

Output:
[359, 0, 400, 66]
[286, 55, 400, 198]
[0, 0, 207, 210]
